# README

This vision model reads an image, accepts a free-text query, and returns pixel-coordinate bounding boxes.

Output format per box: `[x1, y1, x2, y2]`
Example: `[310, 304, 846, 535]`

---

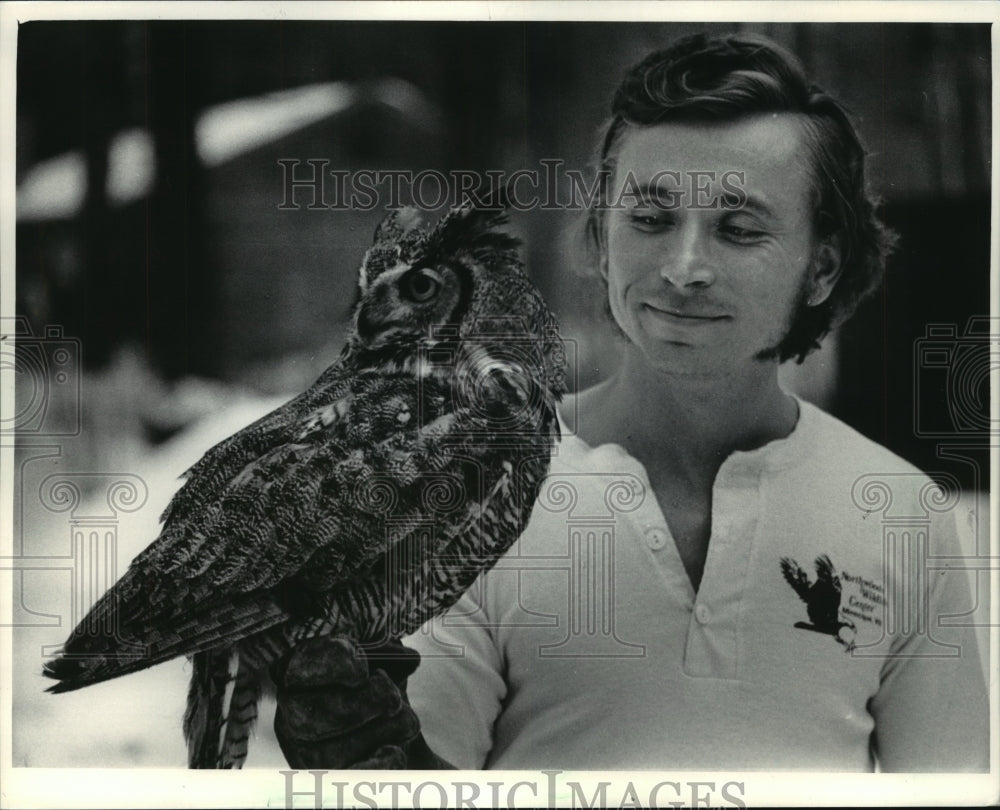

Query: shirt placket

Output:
[682, 460, 760, 680]
[636, 514, 696, 605]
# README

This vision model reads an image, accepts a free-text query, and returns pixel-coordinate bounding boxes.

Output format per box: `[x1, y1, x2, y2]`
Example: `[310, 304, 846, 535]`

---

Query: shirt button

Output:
[694, 604, 711, 624]
[644, 527, 667, 550]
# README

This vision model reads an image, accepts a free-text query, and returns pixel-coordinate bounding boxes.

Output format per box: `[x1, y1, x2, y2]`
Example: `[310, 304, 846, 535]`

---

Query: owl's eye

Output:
[400, 267, 442, 303]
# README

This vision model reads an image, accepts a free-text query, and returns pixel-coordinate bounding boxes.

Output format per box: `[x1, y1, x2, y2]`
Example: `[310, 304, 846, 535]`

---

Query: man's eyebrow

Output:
[634, 181, 676, 200]
[632, 180, 779, 215]
[734, 195, 777, 218]
[627, 180, 781, 218]
[630, 181, 684, 205]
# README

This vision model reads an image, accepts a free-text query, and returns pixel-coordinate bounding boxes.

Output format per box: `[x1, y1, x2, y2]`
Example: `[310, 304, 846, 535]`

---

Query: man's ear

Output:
[807, 236, 844, 307]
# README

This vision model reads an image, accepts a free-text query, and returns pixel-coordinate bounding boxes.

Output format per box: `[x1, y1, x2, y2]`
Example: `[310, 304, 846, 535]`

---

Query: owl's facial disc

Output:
[356, 262, 463, 347]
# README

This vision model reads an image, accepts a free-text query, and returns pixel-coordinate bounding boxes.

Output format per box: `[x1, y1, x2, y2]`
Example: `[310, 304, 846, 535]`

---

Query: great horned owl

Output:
[43, 201, 566, 769]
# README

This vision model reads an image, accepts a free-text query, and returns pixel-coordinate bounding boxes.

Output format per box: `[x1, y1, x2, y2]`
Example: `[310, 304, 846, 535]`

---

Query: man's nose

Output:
[659, 224, 715, 289]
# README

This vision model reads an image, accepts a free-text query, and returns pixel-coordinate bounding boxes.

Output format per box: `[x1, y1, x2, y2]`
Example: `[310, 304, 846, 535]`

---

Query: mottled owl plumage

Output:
[43, 200, 566, 769]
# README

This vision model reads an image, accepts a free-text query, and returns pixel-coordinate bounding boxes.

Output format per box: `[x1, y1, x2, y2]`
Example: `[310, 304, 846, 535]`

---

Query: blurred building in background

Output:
[14, 20, 992, 488]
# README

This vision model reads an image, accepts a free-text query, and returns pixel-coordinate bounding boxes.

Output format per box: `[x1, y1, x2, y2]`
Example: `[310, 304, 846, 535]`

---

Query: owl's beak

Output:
[356, 305, 377, 341]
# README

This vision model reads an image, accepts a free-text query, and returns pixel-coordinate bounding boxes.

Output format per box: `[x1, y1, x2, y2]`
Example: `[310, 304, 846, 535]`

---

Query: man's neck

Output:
[569, 346, 799, 488]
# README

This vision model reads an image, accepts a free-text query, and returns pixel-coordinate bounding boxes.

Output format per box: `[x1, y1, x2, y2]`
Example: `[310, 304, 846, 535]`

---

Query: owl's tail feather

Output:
[185, 649, 252, 769]
[218, 658, 262, 769]
[42, 598, 288, 694]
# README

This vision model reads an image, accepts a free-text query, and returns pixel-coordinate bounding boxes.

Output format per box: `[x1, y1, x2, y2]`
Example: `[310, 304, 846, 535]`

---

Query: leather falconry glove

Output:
[273, 635, 454, 769]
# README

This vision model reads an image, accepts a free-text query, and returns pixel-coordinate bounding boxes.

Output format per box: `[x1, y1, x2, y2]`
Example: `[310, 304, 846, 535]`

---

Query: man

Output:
[273, 33, 988, 772]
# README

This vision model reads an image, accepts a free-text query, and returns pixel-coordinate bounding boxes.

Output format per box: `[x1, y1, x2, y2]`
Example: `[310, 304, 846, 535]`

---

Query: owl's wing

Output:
[44, 369, 438, 692]
[303, 377, 562, 643]
[158, 357, 352, 529]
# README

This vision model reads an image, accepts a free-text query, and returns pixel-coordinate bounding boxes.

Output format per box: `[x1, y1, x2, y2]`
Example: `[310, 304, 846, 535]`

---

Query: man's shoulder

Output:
[794, 400, 958, 525]
[798, 399, 927, 478]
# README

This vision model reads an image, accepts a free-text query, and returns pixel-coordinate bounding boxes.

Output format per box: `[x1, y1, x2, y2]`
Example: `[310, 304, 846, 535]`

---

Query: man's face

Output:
[604, 114, 837, 377]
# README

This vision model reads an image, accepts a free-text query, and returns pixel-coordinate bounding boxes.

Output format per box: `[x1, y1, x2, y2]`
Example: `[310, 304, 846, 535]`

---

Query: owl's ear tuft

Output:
[373, 206, 424, 244]
[434, 188, 519, 260]
[451, 204, 508, 235]
[449, 184, 511, 232]
[359, 207, 428, 293]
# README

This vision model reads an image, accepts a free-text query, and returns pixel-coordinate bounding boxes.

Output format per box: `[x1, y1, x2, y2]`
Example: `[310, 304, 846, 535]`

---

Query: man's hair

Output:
[583, 32, 897, 363]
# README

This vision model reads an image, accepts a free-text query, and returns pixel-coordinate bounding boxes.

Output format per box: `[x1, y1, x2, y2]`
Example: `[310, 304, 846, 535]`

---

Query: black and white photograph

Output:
[2, 2, 997, 807]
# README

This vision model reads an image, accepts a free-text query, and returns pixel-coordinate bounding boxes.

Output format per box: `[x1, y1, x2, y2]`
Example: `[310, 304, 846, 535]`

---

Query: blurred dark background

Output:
[14, 20, 992, 487]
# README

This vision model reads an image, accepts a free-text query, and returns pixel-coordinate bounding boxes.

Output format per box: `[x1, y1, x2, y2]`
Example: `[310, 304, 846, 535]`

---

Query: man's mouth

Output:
[643, 304, 730, 322]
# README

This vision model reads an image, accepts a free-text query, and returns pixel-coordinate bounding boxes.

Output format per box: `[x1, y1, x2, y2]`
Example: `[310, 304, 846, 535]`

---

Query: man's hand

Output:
[272, 636, 452, 769]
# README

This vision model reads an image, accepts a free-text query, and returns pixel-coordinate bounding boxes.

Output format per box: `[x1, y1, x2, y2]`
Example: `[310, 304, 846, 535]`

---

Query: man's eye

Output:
[628, 211, 670, 229]
[721, 225, 767, 243]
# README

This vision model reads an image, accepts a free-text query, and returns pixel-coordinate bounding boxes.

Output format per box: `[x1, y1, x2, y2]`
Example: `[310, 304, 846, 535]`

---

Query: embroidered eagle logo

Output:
[780, 554, 857, 650]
